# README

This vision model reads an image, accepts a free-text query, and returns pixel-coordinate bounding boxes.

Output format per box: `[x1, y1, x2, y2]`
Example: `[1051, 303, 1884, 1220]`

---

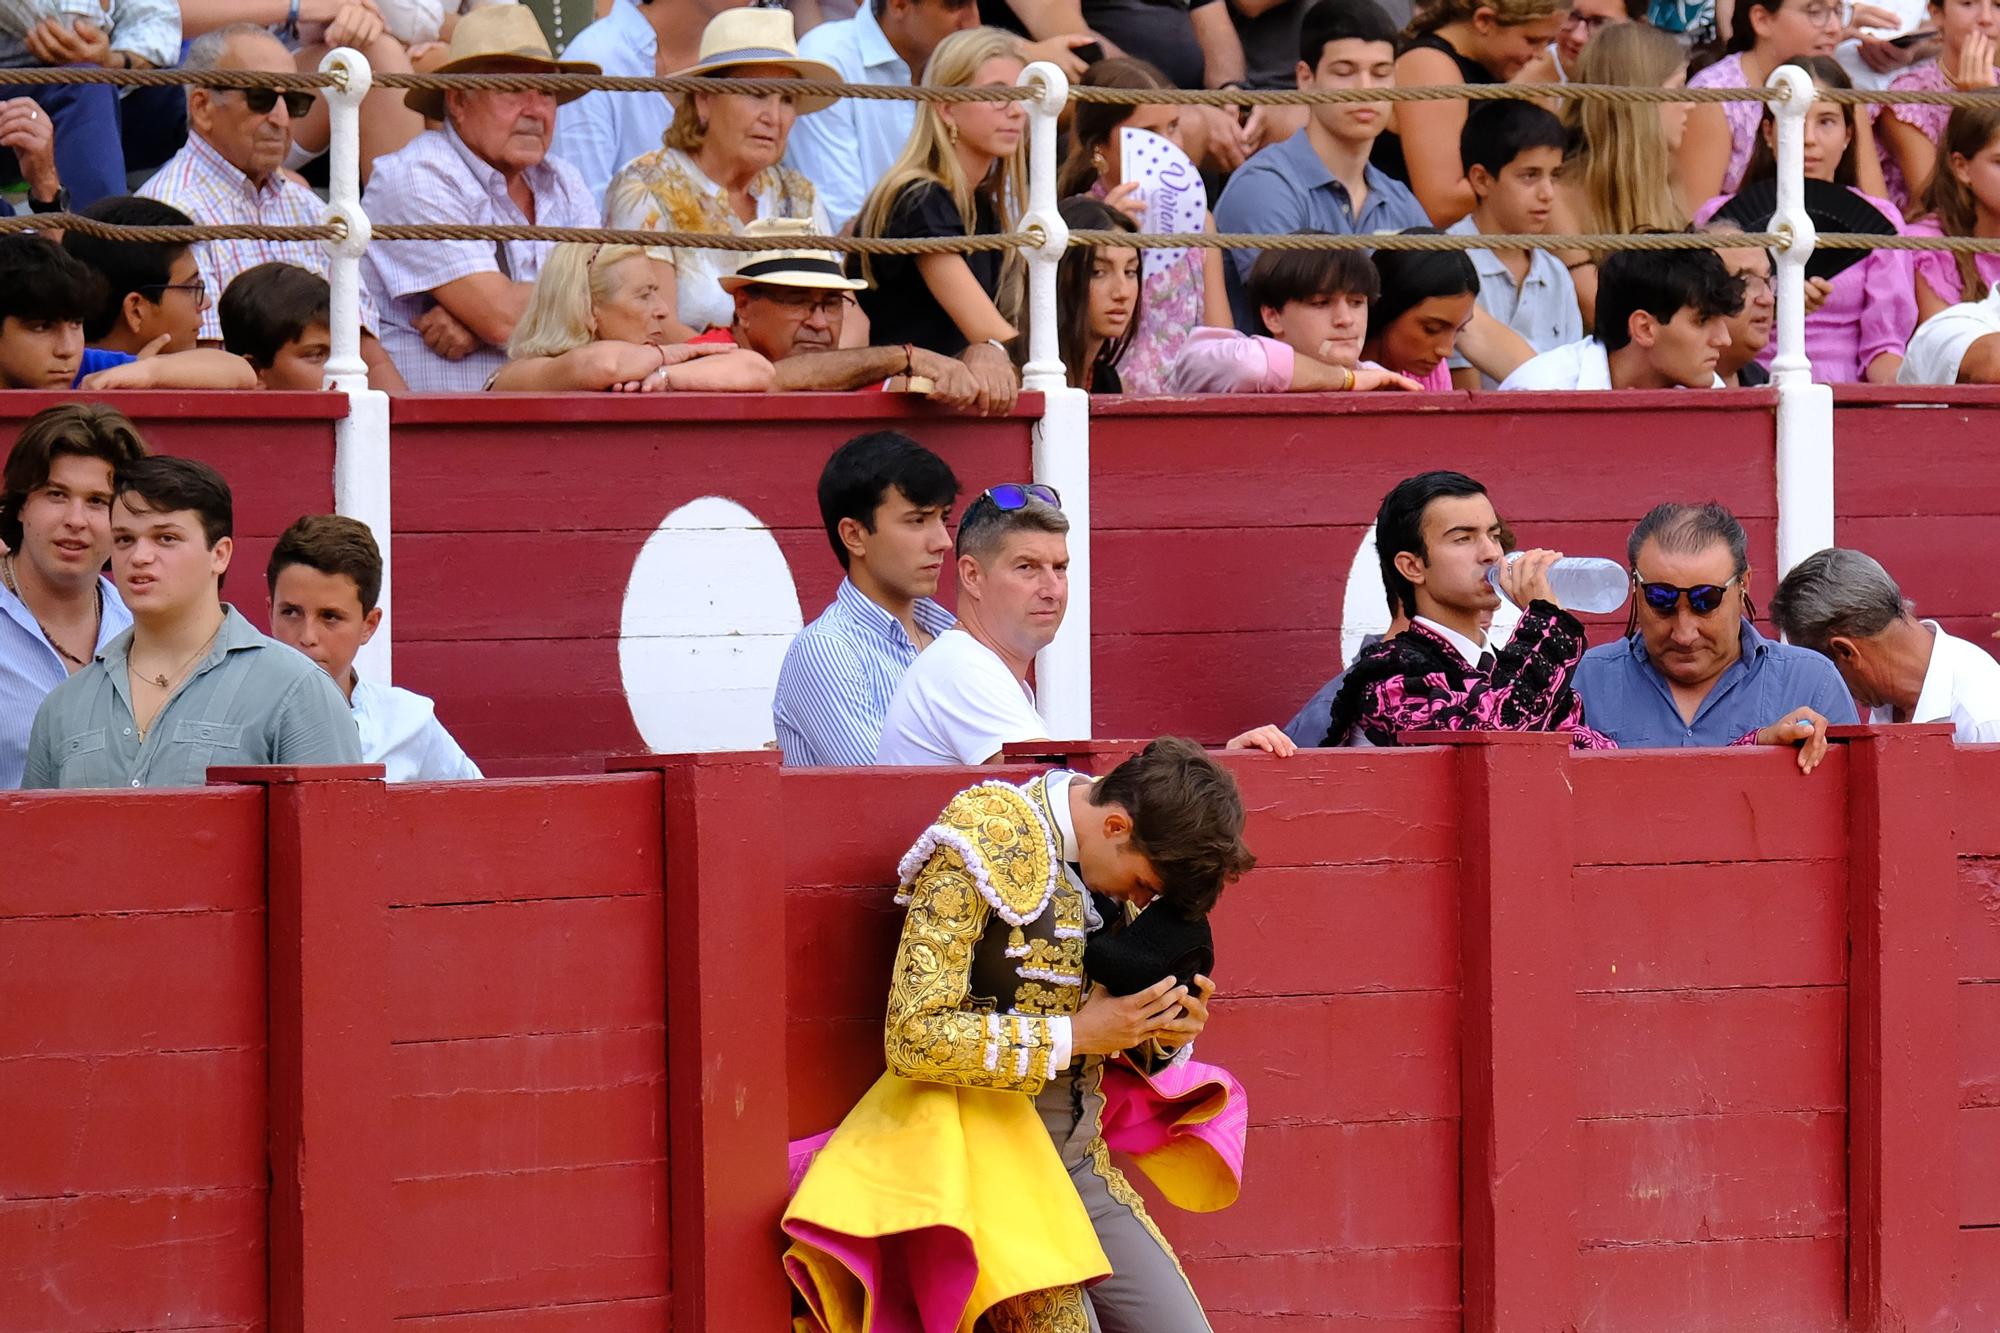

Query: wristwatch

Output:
[27, 187, 70, 215]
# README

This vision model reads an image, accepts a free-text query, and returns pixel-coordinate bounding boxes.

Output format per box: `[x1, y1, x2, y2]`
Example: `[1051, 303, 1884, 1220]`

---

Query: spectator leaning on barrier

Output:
[1499, 247, 1744, 389]
[21, 455, 362, 790]
[1900, 281, 2000, 382]
[696, 219, 983, 404]
[1772, 547, 2000, 743]
[487, 240, 775, 391]
[1446, 101, 1581, 389]
[772, 430, 961, 766]
[1322, 469, 1615, 749]
[361, 5, 602, 392]
[0, 404, 145, 789]
[1167, 243, 1423, 392]
[140, 24, 404, 391]
[1365, 238, 1538, 388]
[604, 6, 838, 341]
[1570, 501, 1857, 770]
[220, 262, 333, 390]
[1214, 0, 1428, 326]
[63, 197, 208, 357]
[267, 514, 482, 780]
[784, 0, 981, 231]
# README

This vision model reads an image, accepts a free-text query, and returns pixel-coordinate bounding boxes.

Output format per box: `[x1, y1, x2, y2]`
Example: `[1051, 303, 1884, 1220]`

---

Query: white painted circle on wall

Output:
[619, 495, 803, 752]
[1338, 522, 1520, 670]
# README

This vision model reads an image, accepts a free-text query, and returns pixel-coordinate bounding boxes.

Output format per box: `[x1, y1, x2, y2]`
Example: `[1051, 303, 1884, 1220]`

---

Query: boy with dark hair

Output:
[267, 514, 480, 781]
[1446, 102, 1583, 389]
[772, 430, 962, 766]
[61, 196, 205, 355]
[1500, 248, 1746, 391]
[787, 735, 1253, 1332]
[221, 263, 333, 391]
[1168, 239, 1422, 393]
[0, 403, 147, 787]
[21, 456, 360, 788]
[1323, 469, 1614, 748]
[1214, 0, 1428, 320]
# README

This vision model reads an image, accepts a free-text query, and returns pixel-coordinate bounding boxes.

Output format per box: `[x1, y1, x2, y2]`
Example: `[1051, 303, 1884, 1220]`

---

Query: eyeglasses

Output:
[228, 87, 317, 119]
[1798, 0, 1849, 26]
[1560, 11, 1619, 32]
[141, 279, 212, 309]
[978, 483, 1061, 512]
[750, 287, 853, 318]
[1733, 269, 1774, 297]
[1636, 574, 1742, 616]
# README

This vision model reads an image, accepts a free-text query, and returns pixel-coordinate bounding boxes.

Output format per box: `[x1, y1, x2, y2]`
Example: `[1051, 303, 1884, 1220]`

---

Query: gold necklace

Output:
[133, 621, 223, 692]
[1, 553, 100, 669]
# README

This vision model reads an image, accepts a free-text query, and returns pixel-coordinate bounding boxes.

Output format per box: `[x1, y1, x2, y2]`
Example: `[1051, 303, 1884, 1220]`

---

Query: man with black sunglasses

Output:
[1572, 502, 1856, 771]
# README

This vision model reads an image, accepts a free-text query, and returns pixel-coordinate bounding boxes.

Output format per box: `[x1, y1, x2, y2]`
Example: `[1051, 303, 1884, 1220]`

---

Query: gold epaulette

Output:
[893, 780, 1061, 926]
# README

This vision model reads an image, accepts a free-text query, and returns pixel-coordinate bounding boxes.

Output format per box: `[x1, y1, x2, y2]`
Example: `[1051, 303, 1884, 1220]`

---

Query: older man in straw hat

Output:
[691, 217, 982, 407]
[361, 4, 601, 391]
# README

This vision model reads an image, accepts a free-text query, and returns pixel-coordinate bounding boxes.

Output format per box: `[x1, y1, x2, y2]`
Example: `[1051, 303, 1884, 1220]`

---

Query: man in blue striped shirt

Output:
[772, 431, 961, 766]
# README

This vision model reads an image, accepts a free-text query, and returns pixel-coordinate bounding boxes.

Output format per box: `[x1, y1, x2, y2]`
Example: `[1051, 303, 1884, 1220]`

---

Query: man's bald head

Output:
[183, 23, 310, 181]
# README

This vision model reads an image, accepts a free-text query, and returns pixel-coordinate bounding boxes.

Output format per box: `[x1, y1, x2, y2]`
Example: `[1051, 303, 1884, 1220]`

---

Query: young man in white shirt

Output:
[1500, 248, 1744, 391]
[1771, 547, 2000, 744]
[266, 514, 482, 781]
[1899, 285, 2000, 386]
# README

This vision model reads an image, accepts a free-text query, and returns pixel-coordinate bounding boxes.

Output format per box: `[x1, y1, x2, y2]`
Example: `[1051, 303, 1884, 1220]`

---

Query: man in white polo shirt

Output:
[1899, 286, 2000, 386]
[1771, 547, 2000, 743]
[1500, 248, 1742, 392]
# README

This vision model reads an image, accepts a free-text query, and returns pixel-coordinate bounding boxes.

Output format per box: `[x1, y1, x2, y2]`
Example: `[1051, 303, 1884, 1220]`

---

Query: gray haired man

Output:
[1771, 548, 2000, 743]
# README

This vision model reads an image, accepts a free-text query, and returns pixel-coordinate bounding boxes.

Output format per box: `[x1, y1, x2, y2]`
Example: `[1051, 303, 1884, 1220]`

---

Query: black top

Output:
[1371, 33, 1498, 185]
[1737, 360, 1771, 387]
[1088, 360, 1124, 394]
[856, 181, 1003, 356]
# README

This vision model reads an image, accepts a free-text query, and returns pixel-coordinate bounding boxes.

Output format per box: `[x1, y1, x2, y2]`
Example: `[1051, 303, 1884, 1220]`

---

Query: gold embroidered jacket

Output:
[884, 777, 1089, 1094]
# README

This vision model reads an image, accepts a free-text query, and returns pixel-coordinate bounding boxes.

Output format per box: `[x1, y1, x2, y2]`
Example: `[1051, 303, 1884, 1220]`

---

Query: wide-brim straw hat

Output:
[405, 6, 602, 120]
[672, 7, 841, 115]
[717, 218, 868, 292]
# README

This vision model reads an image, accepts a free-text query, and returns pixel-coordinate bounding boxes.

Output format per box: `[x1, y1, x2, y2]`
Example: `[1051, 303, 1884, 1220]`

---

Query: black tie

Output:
[1476, 650, 1497, 675]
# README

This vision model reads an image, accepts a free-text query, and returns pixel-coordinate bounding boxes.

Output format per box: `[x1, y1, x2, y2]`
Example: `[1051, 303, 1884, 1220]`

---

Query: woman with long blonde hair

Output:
[852, 27, 1028, 413]
[489, 243, 774, 392]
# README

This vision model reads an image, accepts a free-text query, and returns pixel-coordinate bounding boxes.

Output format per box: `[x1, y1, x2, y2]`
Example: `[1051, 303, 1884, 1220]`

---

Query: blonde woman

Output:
[1551, 23, 1693, 325]
[487, 244, 775, 393]
[1374, 0, 1573, 226]
[852, 26, 1027, 415]
[603, 8, 839, 341]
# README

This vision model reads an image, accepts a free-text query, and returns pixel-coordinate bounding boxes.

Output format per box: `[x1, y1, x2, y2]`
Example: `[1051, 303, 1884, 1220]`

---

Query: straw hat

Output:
[673, 6, 841, 115]
[404, 5, 603, 121]
[717, 219, 867, 292]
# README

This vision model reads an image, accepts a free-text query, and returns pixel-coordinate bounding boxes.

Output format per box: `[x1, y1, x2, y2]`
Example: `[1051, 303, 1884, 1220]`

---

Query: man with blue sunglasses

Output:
[1572, 501, 1857, 770]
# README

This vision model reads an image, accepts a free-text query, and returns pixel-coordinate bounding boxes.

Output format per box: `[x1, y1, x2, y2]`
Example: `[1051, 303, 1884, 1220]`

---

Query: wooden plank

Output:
[1214, 862, 1459, 997]
[1575, 989, 1846, 1117]
[780, 765, 1050, 888]
[1573, 860, 1846, 992]
[1954, 747, 2000, 855]
[1570, 749, 1848, 866]
[389, 1027, 665, 1180]
[1957, 1226, 2000, 1325]
[1185, 1246, 1459, 1326]
[1963, 1106, 2000, 1228]
[1093, 629, 1346, 745]
[0, 1189, 265, 1331]
[1192, 992, 1458, 1127]
[0, 789, 266, 916]
[1576, 1112, 1846, 1244]
[0, 1049, 263, 1196]
[394, 636, 639, 777]
[786, 1014, 882, 1138]
[375, 776, 664, 906]
[0, 911, 264, 1058]
[1964, 983, 2000, 1107]
[1960, 861, 2000, 982]
[388, 895, 666, 1043]
[1574, 1235, 1846, 1332]
[398, 1296, 670, 1328]
[1837, 514, 2000, 620]
[389, 1162, 667, 1318]
[1834, 400, 2000, 516]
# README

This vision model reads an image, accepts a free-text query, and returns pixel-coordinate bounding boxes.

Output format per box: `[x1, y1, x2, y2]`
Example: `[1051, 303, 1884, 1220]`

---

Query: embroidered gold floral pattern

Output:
[983, 1283, 1091, 1332]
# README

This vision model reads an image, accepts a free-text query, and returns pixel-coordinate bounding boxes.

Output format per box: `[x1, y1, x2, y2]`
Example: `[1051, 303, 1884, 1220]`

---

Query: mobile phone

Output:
[1888, 29, 1935, 47]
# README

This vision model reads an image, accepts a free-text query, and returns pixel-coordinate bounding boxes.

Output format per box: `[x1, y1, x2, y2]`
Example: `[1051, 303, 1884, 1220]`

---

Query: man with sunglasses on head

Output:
[1572, 502, 1857, 772]
[139, 24, 405, 391]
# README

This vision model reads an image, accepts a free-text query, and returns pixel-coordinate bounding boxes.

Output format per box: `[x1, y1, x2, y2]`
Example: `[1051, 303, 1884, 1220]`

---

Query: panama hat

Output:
[404, 5, 603, 121]
[718, 219, 868, 292]
[673, 6, 842, 115]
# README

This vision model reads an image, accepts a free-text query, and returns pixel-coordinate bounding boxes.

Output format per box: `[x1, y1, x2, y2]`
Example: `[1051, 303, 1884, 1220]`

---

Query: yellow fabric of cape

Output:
[783, 1073, 1111, 1333]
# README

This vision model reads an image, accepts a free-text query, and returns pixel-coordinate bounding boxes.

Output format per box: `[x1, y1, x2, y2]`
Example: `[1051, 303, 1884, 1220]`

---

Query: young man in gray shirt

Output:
[21, 456, 361, 789]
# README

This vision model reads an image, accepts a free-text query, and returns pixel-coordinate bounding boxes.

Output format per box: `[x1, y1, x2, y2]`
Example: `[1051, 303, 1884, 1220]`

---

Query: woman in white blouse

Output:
[603, 6, 837, 340]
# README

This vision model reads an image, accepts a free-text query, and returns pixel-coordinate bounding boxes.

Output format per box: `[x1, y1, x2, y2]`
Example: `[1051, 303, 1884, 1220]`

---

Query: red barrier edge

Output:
[614, 751, 792, 1331]
[1841, 724, 1961, 1332]
[209, 763, 392, 1330]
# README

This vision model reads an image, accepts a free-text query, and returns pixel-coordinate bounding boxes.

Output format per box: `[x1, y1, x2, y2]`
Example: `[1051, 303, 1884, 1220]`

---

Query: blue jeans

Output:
[0, 70, 187, 207]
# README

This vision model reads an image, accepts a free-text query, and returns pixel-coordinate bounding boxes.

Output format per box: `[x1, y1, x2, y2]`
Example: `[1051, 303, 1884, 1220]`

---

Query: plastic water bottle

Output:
[1486, 553, 1630, 614]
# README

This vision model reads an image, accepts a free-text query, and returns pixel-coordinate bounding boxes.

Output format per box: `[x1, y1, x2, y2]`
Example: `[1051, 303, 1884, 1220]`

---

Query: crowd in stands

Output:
[8, 0, 2000, 391]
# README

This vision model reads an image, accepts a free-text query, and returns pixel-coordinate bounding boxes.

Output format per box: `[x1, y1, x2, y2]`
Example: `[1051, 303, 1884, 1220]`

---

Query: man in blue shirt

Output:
[1213, 0, 1428, 326]
[1572, 502, 1857, 772]
[772, 430, 962, 766]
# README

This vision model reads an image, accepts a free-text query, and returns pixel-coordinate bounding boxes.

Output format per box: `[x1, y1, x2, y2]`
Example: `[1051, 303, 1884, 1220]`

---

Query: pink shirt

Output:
[1689, 53, 1761, 195]
[1906, 214, 2000, 306]
[1696, 187, 1917, 383]
[1166, 328, 1296, 393]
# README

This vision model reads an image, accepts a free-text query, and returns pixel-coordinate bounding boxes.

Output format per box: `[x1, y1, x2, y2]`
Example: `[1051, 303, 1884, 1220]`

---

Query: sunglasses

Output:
[978, 483, 1061, 512]
[1636, 574, 1741, 616]
[229, 87, 317, 119]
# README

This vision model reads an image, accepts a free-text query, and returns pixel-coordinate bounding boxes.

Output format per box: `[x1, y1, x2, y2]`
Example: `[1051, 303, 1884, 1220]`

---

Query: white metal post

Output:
[1018, 60, 1092, 739]
[321, 47, 395, 683]
[1767, 63, 1835, 575]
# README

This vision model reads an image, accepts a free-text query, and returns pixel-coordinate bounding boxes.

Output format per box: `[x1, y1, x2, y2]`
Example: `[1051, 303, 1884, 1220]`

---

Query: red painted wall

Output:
[3, 733, 1992, 1330]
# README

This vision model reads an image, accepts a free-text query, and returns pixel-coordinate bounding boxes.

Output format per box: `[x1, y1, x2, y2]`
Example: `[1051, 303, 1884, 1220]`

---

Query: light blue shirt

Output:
[1, 573, 131, 789]
[1445, 212, 1582, 387]
[772, 577, 955, 767]
[783, 3, 915, 231]
[550, 0, 669, 208]
[1572, 619, 1858, 748]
